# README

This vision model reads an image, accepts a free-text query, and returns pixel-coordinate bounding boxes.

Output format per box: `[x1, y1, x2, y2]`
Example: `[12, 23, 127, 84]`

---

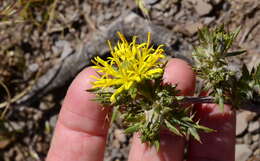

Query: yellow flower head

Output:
[91, 32, 165, 103]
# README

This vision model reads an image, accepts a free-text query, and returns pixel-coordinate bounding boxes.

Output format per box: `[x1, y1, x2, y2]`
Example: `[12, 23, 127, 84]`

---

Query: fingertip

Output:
[47, 67, 110, 161]
[128, 133, 185, 161]
[163, 58, 195, 96]
[188, 103, 236, 161]
[62, 66, 110, 134]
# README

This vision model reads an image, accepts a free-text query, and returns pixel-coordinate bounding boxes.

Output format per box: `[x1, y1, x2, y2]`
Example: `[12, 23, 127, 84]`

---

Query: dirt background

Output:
[0, 0, 260, 160]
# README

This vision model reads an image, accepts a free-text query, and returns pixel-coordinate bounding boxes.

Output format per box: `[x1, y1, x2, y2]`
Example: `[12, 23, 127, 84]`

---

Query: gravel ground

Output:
[0, 0, 260, 160]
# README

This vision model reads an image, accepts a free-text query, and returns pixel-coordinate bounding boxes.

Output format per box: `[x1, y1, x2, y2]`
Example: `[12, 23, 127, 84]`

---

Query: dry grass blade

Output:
[0, 80, 11, 119]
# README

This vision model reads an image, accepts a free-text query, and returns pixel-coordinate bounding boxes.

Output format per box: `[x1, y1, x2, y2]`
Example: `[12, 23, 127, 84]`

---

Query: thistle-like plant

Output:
[192, 25, 260, 111]
[88, 26, 260, 149]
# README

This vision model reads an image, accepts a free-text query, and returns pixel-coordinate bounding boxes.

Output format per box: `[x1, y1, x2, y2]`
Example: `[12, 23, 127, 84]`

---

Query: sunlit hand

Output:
[46, 58, 235, 161]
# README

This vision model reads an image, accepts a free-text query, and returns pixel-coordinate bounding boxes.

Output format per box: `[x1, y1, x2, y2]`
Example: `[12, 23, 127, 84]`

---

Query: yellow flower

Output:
[91, 32, 165, 103]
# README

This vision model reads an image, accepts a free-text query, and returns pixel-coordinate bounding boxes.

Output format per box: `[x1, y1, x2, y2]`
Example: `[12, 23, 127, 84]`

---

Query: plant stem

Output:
[182, 96, 260, 113]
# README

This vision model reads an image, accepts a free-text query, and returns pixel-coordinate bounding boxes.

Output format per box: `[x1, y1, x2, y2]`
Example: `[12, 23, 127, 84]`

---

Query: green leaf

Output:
[181, 116, 193, 122]
[86, 87, 100, 92]
[219, 96, 224, 112]
[196, 124, 215, 133]
[129, 86, 137, 99]
[125, 123, 141, 134]
[225, 50, 246, 57]
[189, 128, 201, 143]
[154, 140, 160, 152]
[164, 120, 182, 136]
[254, 64, 260, 82]
[241, 64, 250, 81]
[111, 105, 120, 124]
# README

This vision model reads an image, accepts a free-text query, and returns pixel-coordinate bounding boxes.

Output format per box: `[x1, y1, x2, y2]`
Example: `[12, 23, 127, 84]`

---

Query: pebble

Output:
[254, 148, 260, 155]
[236, 111, 255, 136]
[194, 0, 213, 16]
[248, 121, 260, 133]
[184, 22, 203, 35]
[244, 133, 252, 145]
[28, 63, 39, 72]
[39, 102, 49, 110]
[104, 13, 113, 20]
[235, 144, 253, 161]
[114, 129, 126, 143]
[55, 40, 73, 60]
[203, 17, 215, 25]
[252, 134, 260, 142]
[250, 142, 259, 151]
[144, 0, 160, 5]
[50, 115, 58, 128]
[100, 0, 111, 4]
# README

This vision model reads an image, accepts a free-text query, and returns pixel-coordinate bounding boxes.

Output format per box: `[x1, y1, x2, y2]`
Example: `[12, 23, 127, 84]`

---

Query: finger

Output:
[128, 58, 196, 161]
[163, 58, 195, 96]
[47, 68, 110, 161]
[188, 103, 236, 161]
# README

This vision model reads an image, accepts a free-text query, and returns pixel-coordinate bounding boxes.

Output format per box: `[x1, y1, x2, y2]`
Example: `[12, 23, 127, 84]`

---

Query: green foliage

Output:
[235, 64, 260, 106]
[90, 75, 213, 148]
[192, 25, 247, 110]
[89, 26, 260, 149]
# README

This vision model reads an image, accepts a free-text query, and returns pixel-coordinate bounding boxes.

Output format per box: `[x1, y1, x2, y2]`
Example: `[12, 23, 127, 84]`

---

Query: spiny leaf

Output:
[86, 87, 100, 92]
[154, 140, 160, 152]
[219, 96, 224, 112]
[164, 120, 182, 136]
[189, 128, 201, 143]
[254, 64, 260, 81]
[111, 105, 120, 124]
[196, 124, 215, 133]
[225, 50, 246, 57]
[241, 64, 250, 81]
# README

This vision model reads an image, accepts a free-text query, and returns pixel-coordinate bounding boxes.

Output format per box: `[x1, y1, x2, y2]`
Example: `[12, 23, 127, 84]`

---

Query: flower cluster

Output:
[91, 32, 165, 103]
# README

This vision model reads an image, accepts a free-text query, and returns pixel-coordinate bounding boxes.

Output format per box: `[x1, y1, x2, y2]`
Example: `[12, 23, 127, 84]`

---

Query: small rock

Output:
[100, 0, 111, 4]
[114, 129, 126, 143]
[39, 102, 49, 110]
[144, 0, 160, 5]
[236, 111, 255, 136]
[248, 121, 260, 133]
[236, 137, 244, 144]
[251, 142, 259, 151]
[211, 0, 222, 4]
[33, 111, 43, 121]
[28, 63, 39, 72]
[254, 148, 260, 155]
[185, 22, 203, 35]
[8, 121, 25, 131]
[235, 144, 252, 161]
[244, 133, 252, 145]
[203, 17, 215, 25]
[50, 115, 58, 128]
[104, 13, 113, 20]
[194, 0, 212, 16]
[56, 40, 73, 60]
[112, 140, 120, 148]
[252, 134, 259, 142]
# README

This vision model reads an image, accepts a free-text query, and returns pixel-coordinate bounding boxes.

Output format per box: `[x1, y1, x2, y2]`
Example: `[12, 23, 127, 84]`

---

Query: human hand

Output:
[46, 58, 235, 161]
